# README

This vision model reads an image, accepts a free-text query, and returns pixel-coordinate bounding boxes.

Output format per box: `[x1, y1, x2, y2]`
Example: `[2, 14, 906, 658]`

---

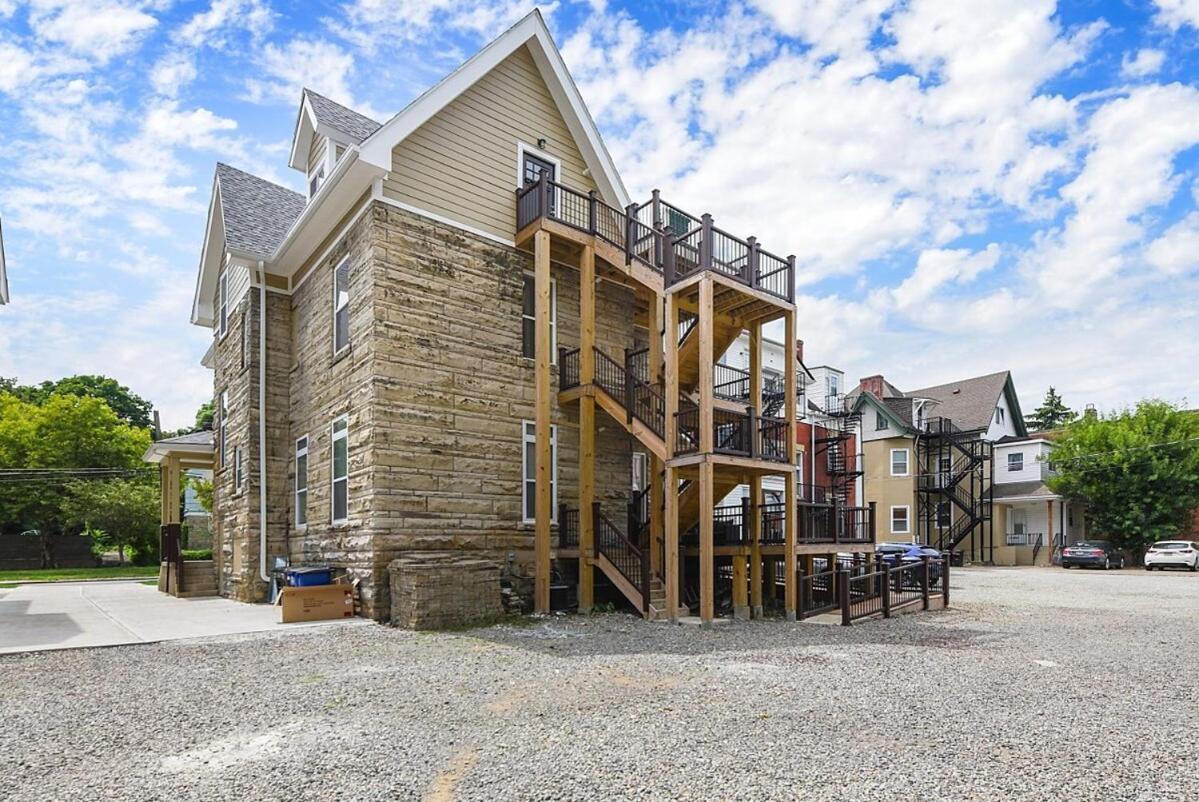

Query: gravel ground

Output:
[2, 566, 1197, 801]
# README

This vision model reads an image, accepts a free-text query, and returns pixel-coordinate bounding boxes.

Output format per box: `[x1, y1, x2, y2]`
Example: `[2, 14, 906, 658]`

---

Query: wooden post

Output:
[648, 293, 664, 576]
[921, 555, 931, 610]
[699, 460, 715, 623]
[578, 243, 596, 612]
[698, 275, 714, 453]
[881, 563, 891, 618]
[839, 568, 851, 626]
[784, 312, 798, 620]
[942, 555, 951, 607]
[732, 554, 749, 620]
[664, 292, 680, 620]
[533, 230, 552, 614]
[748, 323, 763, 617]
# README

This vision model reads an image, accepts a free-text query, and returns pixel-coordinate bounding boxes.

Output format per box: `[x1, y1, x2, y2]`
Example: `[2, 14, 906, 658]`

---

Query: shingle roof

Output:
[907, 371, 1011, 433]
[303, 89, 381, 144]
[215, 163, 306, 258]
[158, 430, 214, 446]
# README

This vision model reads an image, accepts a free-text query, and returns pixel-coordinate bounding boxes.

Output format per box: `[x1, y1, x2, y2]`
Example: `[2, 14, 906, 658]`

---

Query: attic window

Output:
[308, 161, 326, 197]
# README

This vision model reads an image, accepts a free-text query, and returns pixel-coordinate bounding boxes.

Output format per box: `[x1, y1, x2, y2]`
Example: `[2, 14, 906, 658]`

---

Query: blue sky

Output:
[1, 0, 1198, 428]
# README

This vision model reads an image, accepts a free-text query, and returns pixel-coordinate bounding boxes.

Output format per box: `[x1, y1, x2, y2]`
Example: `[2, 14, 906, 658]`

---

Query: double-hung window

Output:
[295, 436, 309, 527]
[520, 275, 556, 361]
[331, 416, 349, 523]
[632, 453, 648, 493]
[521, 421, 557, 523]
[333, 258, 350, 356]
[891, 505, 910, 535]
[876, 410, 889, 431]
[309, 142, 328, 196]
[890, 448, 909, 477]
[1008, 452, 1023, 472]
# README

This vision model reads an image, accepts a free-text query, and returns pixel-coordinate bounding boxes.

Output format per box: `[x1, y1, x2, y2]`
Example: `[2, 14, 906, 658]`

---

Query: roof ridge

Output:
[215, 162, 305, 200]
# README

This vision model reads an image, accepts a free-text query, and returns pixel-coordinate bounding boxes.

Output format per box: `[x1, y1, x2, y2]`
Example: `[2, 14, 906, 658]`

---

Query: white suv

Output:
[1144, 541, 1199, 572]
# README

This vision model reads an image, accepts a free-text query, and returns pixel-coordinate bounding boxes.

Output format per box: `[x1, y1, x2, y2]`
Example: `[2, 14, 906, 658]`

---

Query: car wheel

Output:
[1190, 560, 1198, 573]
[1104, 557, 1111, 570]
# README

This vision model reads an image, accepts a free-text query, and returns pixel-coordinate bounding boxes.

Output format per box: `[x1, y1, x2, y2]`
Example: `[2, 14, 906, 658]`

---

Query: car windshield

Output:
[1152, 542, 1188, 550]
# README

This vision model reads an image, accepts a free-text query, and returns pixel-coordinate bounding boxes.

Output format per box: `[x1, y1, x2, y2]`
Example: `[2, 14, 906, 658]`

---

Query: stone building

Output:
[173, 11, 877, 624]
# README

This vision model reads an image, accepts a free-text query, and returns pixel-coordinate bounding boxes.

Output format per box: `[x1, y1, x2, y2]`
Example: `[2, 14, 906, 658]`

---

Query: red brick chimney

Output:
[859, 375, 885, 399]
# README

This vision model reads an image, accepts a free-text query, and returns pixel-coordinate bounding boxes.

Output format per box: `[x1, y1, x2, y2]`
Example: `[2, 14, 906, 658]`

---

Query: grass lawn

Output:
[0, 566, 160, 588]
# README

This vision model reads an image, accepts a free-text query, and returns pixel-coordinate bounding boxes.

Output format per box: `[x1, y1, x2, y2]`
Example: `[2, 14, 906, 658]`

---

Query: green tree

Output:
[1048, 401, 1199, 554]
[193, 401, 214, 431]
[0, 392, 153, 563]
[61, 478, 160, 564]
[187, 474, 213, 513]
[1028, 387, 1076, 431]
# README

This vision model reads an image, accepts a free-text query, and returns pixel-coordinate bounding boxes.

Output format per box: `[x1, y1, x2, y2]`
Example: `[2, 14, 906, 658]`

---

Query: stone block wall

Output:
[388, 553, 502, 629]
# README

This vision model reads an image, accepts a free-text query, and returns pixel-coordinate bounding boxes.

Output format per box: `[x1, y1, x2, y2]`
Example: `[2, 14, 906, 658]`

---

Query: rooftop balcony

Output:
[516, 176, 795, 304]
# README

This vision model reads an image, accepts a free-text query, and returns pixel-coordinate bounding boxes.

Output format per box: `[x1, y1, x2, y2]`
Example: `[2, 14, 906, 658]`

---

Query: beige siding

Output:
[384, 44, 598, 241]
[308, 134, 328, 179]
[862, 437, 917, 541]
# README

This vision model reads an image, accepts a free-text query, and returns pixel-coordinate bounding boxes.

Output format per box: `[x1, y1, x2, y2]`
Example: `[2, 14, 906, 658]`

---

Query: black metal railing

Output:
[516, 176, 794, 302]
[558, 347, 580, 390]
[594, 503, 650, 612]
[714, 363, 751, 402]
[797, 568, 837, 620]
[559, 505, 579, 548]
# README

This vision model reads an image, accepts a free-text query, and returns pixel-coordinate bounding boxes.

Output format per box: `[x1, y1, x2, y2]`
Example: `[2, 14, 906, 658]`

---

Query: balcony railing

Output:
[674, 406, 790, 463]
[683, 501, 874, 546]
[516, 175, 794, 303]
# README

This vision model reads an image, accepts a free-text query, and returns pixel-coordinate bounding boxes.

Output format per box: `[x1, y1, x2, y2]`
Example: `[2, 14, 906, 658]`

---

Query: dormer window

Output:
[308, 160, 326, 197]
[995, 407, 1005, 426]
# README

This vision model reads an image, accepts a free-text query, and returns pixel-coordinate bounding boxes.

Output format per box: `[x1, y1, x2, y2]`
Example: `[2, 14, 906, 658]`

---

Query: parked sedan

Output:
[1144, 541, 1199, 572]
[875, 543, 944, 582]
[1061, 541, 1124, 570]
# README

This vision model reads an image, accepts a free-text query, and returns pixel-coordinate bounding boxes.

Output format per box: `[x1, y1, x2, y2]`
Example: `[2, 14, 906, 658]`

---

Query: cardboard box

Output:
[279, 584, 355, 623]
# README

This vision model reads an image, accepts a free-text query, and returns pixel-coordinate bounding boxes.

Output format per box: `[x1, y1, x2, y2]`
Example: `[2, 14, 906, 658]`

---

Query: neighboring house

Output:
[0, 214, 9, 305]
[990, 434, 1086, 565]
[157, 11, 855, 625]
[850, 370, 1028, 562]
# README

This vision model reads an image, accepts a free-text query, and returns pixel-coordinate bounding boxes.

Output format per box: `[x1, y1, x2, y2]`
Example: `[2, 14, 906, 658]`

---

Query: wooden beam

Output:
[732, 555, 748, 620]
[699, 460, 714, 623]
[784, 311, 797, 619]
[578, 243, 596, 612]
[534, 230, 552, 615]
[664, 292, 680, 620]
[749, 322, 763, 616]
[698, 275, 714, 453]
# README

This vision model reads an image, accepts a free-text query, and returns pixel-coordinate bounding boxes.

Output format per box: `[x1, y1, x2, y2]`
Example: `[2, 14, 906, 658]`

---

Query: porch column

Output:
[699, 461, 715, 623]
[732, 554, 749, 619]
[1046, 499, 1054, 563]
[534, 230, 552, 614]
[578, 243, 596, 613]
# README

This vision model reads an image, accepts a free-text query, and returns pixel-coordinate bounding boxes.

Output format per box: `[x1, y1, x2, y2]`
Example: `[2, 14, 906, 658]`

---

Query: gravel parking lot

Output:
[2, 566, 1197, 801]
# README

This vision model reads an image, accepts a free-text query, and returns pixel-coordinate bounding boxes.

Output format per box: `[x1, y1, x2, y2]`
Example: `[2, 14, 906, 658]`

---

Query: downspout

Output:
[258, 264, 270, 584]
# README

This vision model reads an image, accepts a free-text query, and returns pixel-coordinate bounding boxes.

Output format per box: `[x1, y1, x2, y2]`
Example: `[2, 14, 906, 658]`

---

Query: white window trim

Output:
[521, 420, 558, 524]
[217, 272, 229, 339]
[890, 448, 910, 477]
[333, 257, 351, 358]
[890, 505, 911, 535]
[218, 391, 228, 469]
[632, 452, 648, 493]
[295, 435, 309, 528]
[521, 273, 557, 364]
[1007, 452, 1024, 472]
[515, 141, 562, 189]
[331, 415, 349, 525]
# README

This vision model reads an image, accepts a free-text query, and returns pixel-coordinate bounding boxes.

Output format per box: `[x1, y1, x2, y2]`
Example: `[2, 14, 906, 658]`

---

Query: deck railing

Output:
[797, 568, 837, 620]
[839, 556, 948, 626]
[516, 175, 794, 303]
[559, 505, 579, 548]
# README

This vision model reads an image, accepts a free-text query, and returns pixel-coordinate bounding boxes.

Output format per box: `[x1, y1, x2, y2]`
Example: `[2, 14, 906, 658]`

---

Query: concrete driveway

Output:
[0, 580, 371, 654]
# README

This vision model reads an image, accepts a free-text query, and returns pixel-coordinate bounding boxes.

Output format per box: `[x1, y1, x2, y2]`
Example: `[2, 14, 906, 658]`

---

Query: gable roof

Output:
[357, 9, 630, 209]
[304, 89, 381, 143]
[907, 370, 1025, 435]
[215, 163, 306, 258]
[854, 391, 913, 433]
[288, 89, 382, 171]
[0, 214, 8, 305]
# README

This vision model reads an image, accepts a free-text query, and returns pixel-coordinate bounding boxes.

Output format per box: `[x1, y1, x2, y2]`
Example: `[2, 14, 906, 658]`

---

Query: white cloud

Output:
[1145, 212, 1199, 275]
[1121, 48, 1165, 78]
[28, 0, 158, 63]
[891, 245, 1001, 309]
[244, 37, 364, 111]
[1153, 0, 1199, 31]
[335, 0, 543, 54]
